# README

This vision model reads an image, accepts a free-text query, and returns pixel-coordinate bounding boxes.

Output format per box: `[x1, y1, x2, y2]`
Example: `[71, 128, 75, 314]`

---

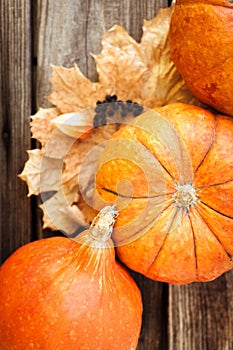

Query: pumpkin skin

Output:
[170, 0, 233, 116]
[0, 208, 142, 350]
[95, 103, 233, 284]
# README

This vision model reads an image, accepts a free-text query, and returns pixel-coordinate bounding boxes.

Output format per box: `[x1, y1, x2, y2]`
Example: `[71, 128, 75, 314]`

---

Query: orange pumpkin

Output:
[95, 103, 233, 284]
[170, 0, 233, 116]
[0, 207, 142, 350]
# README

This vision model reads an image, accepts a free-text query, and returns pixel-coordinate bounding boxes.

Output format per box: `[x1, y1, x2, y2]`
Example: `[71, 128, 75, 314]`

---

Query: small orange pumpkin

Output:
[170, 0, 233, 116]
[95, 103, 233, 284]
[0, 207, 142, 350]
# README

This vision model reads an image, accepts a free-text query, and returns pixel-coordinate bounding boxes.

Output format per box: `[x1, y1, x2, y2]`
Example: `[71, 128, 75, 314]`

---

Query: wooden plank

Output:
[0, 0, 32, 263]
[169, 271, 233, 349]
[34, 1, 168, 349]
[2, 2, 233, 350]
[135, 275, 168, 349]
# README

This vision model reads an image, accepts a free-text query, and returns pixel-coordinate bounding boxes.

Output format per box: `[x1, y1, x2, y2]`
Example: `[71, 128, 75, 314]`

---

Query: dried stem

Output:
[89, 206, 118, 242]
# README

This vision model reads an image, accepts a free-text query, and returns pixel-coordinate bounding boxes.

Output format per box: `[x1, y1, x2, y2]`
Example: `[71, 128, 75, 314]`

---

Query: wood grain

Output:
[169, 271, 233, 350]
[1, 1, 233, 350]
[0, 0, 32, 262]
[135, 275, 168, 349]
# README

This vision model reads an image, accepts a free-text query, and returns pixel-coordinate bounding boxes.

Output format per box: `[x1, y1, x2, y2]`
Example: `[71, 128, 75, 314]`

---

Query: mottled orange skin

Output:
[170, 0, 233, 116]
[0, 234, 142, 349]
[95, 103, 233, 284]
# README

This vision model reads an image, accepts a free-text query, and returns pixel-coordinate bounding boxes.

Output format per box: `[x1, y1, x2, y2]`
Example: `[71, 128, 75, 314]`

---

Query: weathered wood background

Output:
[0, 1, 232, 349]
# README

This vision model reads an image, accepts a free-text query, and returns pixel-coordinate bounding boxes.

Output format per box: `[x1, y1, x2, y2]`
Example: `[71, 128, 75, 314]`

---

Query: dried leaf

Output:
[19, 150, 63, 196]
[49, 65, 106, 113]
[62, 127, 113, 185]
[19, 150, 42, 196]
[20, 6, 198, 235]
[31, 108, 60, 147]
[94, 25, 147, 102]
[40, 179, 87, 232]
[43, 130, 77, 161]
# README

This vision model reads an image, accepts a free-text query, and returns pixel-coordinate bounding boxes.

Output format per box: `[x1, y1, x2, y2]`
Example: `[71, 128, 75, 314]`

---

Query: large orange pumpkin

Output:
[95, 103, 233, 284]
[170, 0, 233, 116]
[0, 207, 142, 350]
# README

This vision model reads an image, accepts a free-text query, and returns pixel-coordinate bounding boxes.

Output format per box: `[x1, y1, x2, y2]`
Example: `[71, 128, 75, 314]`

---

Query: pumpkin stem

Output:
[173, 183, 197, 209]
[89, 206, 118, 242]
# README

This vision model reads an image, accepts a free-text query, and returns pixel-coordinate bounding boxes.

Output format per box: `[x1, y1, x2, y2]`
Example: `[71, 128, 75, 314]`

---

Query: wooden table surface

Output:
[0, 1, 232, 349]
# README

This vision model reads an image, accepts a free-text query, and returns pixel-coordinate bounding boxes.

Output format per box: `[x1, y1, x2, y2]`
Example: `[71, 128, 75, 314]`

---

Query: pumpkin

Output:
[169, 0, 233, 116]
[95, 103, 233, 284]
[0, 206, 142, 350]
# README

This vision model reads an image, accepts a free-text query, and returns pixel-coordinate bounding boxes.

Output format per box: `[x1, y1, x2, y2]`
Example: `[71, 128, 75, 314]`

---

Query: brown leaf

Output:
[49, 65, 106, 113]
[19, 150, 42, 196]
[94, 25, 147, 102]
[40, 178, 87, 233]
[19, 150, 63, 196]
[30, 108, 60, 147]
[62, 126, 115, 185]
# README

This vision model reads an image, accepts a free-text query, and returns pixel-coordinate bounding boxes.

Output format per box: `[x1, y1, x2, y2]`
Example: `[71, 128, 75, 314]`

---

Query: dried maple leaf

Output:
[19, 149, 63, 196]
[19, 149, 42, 196]
[40, 176, 86, 233]
[30, 108, 60, 147]
[19, 6, 197, 235]
[48, 65, 106, 113]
